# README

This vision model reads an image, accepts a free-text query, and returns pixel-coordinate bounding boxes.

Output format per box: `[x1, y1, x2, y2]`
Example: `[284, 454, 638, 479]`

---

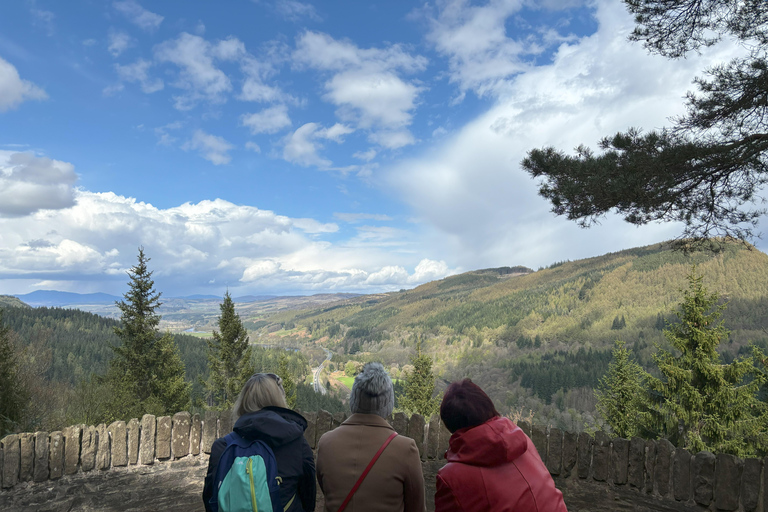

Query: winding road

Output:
[312, 347, 333, 395]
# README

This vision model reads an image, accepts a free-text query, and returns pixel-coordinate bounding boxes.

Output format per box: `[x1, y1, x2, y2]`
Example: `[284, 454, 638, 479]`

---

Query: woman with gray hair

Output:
[316, 362, 425, 512]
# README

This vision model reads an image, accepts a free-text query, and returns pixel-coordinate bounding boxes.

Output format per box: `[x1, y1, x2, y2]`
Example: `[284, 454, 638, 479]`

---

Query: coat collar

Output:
[341, 413, 395, 430]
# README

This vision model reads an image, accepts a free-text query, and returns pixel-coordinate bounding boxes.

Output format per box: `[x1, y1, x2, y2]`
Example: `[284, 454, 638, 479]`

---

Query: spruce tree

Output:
[0, 310, 27, 435]
[595, 340, 650, 438]
[104, 248, 190, 420]
[204, 291, 254, 410]
[277, 353, 297, 409]
[648, 267, 768, 456]
[398, 341, 440, 417]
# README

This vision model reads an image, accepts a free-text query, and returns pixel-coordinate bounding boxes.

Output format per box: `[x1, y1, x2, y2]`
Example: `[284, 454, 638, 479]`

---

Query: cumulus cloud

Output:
[281, 122, 352, 167]
[0, 56, 47, 111]
[182, 130, 234, 165]
[0, 151, 78, 216]
[115, 59, 163, 93]
[294, 31, 426, 148]
[241, 104, 291, 134]
[108, 30, 134, 57]
[273, 0, 321, 22]
[113, 0, 163, 31]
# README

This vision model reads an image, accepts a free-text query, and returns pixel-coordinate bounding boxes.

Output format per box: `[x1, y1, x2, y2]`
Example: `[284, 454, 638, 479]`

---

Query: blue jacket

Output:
[203, 407, 316, 512]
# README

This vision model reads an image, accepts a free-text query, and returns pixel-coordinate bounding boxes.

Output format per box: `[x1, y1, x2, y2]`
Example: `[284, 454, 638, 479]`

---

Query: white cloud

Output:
[241, 105, 292, 134]
[108, 30, 133, 57]
[273, 0, 321, 22]
[154, 121, 182, 146]
[182, 130, 234, 165]
[0, 151, 78, 216]
[0, 56, 47, 111]
[245, 141, 261, 152]
[294, 31, 426, 148]
[281, 122, 351, 167]
[113, 0, 163, 31]
[353, 149, 377, 161]
[115, 59, 163, 93]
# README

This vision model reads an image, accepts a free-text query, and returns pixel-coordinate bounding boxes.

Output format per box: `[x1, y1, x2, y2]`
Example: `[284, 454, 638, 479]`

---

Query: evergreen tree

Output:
[204, 292, 254, 410]
[648, 267, 768, 456]
[277, 353, 297, 409]
[398, 342, 440, 417]
[595, 340, 650, 438]
[0, 310, 27, 435]
[104, 248, 190, 420]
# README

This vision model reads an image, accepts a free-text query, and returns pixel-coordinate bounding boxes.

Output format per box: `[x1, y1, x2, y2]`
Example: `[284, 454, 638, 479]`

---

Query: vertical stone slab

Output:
[49, 431, 64, 479]
[156, 416, 171, 460]
[316, 410, 333, 442]
[592, 431, 611, 482]
[438, 419, 451, 460]
[140, 414, 156, 465]
[562, 431, 578, 477]
[1, 434, 20, 488]
[692, 451, 715, 506]
[127, 418, 140, 464]
[218, 409, 233, 437]
[612, 437, 629, 485]
[714, 453, 742, 511]
[63, 425, 82, 475]
[392, 412, 408, 436]
[577, 432, 593, 479]
[202, 411, 218, 454]
[741, 457, 761, 512]
[80, 426, 96, 472]
[303, 411, 318, 449]
[95, 423, 110, 470]
[672, 448, 691, 502]
[407, 414, 426, 460]
[172, 412, 191, 459]
[331, 411, 346, 429]
[19, 433, 34, 481]
[108, 421, 127, 467]
[426, 415, 440, 460]
[190, 414, 202, 456]
[546, 428, 563, 476]
[0, 437, 3, 488]
[644, 440, 656, 494]
[628, 437, 645, 488]
[33, 431, 49, 482]
[655, 439, 673, 497]
[531, 425, 548, 465]
[517, 421, 531, 437]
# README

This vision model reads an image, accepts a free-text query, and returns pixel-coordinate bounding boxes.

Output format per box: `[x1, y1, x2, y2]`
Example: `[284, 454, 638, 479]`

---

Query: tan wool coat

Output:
[316, 413, 426, 512]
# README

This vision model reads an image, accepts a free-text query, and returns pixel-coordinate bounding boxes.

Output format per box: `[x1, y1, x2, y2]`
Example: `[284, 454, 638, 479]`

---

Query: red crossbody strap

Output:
[337, 432, 398, 512]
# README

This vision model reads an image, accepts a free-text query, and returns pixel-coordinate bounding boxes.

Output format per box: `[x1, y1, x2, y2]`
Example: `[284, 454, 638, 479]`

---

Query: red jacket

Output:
[435, 417, 568, 512]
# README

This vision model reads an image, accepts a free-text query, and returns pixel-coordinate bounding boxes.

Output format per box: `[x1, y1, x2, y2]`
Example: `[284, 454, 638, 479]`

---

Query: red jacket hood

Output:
[445, 416, 527, 467]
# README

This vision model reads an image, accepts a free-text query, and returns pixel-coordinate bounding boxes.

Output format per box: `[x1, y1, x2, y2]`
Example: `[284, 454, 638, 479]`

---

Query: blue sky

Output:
[0, 0, 754, 297]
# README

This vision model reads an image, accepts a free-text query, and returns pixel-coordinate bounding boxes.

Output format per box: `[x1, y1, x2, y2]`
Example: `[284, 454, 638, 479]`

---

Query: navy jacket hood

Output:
[233, 406, 307, 449]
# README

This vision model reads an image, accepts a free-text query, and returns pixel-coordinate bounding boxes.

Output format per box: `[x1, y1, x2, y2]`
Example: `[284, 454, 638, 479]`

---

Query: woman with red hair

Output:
[436, 379, 568, 512]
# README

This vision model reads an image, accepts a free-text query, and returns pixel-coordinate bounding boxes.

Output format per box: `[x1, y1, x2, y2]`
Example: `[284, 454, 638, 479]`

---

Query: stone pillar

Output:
[49, 431, 64, 479]
[156, 416, 171, 460]
[531, 425, 548, 465]
[33, 431, 49, 482]
[219, 409, 233, 437]
[80, 426, 96, 472]
[438, 418, 451, 460]
[331, 412, 346, 429]
[1, 434, 20, 488]
[0, 437, 3, 488]
[407, 414, 425, 460]
[140, 414, 156, 465]
[577, 432, 593, 479]
[592, 431, 611, 482]
[426, 415, 440, 460]
[611, 437, 629, 485]
[517, 421, 531, 437]
[644, 440, 656, 494]
[741, 458, 761, 512]
[562, 431, 578, 477]
[316, 410, 333, 443]
[19, 433, 34, 481]
[691, 451, 715, 506]
[672, 448, 691, 502]
[96, 423, 110, 470]
[109, 421, 127, 467]
[304, 411, 318, 450]
[190, 414, 202, 456]
[202, 411, 217, 454]
[127, 418, 140, 464]
[172, 412, 191, 459]
[714, 453, 743, 511]
[392, 412, 408, 436]
[655, 439, 673, 497]
[546, 428, 563, 476]
[63, 425, 82, 475]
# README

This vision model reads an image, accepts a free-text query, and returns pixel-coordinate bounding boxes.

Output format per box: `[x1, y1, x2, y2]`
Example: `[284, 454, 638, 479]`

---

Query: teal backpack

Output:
[209, 432, 283, 512]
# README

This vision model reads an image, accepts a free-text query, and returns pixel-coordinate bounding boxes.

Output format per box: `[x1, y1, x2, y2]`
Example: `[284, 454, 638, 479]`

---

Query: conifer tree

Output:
[648, 267, 768, 456]
[204, 291, 254, 410]
[277, 353, 297, 409]
[104, 248, 190, 420]
[595, 340, 650, 438]
[398, 341, 440, 417]
[0, 310, 27, 435]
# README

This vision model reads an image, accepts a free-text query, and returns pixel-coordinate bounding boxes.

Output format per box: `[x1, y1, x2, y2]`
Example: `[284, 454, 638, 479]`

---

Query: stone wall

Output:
[0, 411, 765, 511]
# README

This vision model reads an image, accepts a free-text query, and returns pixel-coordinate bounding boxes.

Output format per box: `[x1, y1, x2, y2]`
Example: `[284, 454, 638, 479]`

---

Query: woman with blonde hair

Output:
[203, 373, 316, 512]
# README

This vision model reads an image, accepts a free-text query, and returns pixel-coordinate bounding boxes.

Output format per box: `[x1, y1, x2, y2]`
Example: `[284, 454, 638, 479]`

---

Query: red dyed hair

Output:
[440, 378, 500, 433]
